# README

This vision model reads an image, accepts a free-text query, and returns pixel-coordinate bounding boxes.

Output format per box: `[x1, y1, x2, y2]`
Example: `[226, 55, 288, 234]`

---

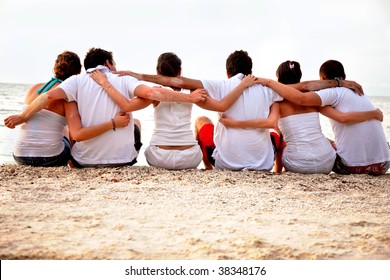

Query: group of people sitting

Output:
[4, 48, 390, 175]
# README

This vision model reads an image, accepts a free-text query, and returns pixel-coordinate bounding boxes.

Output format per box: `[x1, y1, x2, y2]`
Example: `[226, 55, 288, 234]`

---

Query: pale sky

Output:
[1, 0, 389, 95]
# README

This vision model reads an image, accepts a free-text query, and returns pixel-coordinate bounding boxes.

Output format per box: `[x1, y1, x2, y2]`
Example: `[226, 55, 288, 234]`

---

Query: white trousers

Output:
[145, 145, 203, 170]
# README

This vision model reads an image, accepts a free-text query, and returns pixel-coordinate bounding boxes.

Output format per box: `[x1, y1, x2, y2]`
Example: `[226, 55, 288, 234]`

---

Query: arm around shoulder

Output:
[197, 75, 258, 112]
[90, 70, 152, 112]
[257, 78, 322, 106]
[135, 84, 206, 103]
[4, 87, 67, 128]
[117, 70, 204, 91]
[291, 79, 364, 95]
[141, 74, 203, 90]
[290, 80, 338, 92]
[320, 106, 383, 123]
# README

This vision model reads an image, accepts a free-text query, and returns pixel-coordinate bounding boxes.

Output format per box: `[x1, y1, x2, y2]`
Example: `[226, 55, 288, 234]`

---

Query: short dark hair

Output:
[276, 60, 302, 85]
[156, 52, 181, 77]
[226, 50, 252, 76]
[53, 51, 82, 80]
[319, 60, 346, 80]
[83, 48, 114, 70]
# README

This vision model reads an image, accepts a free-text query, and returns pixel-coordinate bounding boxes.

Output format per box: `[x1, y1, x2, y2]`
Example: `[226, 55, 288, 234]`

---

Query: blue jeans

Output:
[13, 137, 71, 167]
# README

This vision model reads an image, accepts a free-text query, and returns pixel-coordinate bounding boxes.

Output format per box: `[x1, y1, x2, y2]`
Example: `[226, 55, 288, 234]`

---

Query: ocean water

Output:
[1, 82, 390, 167]
[0, 82, 215, 167]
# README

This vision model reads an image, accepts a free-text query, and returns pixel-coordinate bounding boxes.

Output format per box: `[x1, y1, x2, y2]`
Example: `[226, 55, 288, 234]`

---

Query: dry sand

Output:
[0, 164, 389, 260]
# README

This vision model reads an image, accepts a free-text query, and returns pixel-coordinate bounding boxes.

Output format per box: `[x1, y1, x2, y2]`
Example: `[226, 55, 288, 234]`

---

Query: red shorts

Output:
[198, 123, 215, 165]
[270, 130, 282, 154]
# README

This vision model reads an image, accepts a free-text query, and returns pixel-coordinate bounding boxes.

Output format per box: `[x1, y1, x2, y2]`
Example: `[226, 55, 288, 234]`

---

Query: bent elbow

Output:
[142, 88, 154, 100]
[217, 104, 228, 112]
[71, 134, 81, 142]
[336, 116, 349, 124]
[46, 92, 56, 102]
[123, 104, 134, 112]
[70, 131, 85, 142]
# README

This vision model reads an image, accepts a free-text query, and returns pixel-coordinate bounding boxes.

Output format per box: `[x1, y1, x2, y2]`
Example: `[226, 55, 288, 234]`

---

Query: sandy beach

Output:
[0, 164, 389, 260]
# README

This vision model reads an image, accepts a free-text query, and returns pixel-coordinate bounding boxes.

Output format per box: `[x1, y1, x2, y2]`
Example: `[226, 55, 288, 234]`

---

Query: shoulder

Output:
[201, 78, 224, 87]
[24, 83, 44, 104]
[316, 88, 344, 106]
[29, 83, 44, 92]
[317, 87, 356, 99]
[57, 74, 83, 101]
[60, 74, 80, 88]
[117, 74, 142, 88]
[200, 79, 227, 95]
[315, 87, 335, 98]
[27, 83, 43, 94]
[252, 84, 283, 101]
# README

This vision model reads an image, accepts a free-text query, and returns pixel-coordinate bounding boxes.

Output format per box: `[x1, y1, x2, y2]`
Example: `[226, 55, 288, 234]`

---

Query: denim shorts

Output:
[333, 154, 390, 176]
[13, 137, 71, 167]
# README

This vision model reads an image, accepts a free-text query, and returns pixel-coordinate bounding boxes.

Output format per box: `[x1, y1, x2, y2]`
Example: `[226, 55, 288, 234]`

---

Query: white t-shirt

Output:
[150, 88, 197, 146]
[316, 87, 390, 166]
[14, 109, 66, 157]
[59, 66, 141, 166]
[201, 74, 283, 170]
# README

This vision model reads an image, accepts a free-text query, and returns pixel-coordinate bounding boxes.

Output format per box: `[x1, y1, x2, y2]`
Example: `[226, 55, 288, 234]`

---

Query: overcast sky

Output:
[1, 0, 389, 95]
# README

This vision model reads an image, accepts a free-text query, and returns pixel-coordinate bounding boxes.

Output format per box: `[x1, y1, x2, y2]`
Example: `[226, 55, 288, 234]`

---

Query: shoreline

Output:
[1, 164, 389, 260]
